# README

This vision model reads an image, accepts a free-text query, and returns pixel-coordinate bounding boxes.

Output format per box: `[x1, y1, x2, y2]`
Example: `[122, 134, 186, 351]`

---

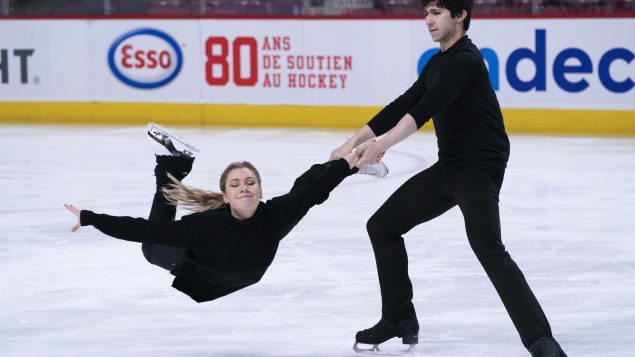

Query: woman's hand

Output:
[342, 151, 361, 169]
[64, 203, 81, 232]
[330, 140, 356, 161]
[355, 139, 387, 166]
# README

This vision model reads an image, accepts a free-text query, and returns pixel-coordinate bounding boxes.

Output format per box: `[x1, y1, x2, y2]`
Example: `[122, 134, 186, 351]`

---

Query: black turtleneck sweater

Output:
[80, 159, 351, 303]
[368, 36, 510, 168]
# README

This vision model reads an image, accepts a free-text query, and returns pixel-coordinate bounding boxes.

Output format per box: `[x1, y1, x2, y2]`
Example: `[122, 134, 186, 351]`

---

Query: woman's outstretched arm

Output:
[64, 203, 200, 250]
[265, 153, 360, 240]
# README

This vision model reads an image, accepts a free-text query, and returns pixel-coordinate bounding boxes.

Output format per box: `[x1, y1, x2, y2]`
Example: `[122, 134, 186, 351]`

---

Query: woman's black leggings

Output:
[141, 155, 193, 275]
[367, 162, 552, 347]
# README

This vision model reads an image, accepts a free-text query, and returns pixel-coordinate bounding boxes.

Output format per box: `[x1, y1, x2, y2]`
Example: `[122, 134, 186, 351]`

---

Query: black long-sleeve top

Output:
[369, 36, 510, 168]
[80, 159, 352, 303]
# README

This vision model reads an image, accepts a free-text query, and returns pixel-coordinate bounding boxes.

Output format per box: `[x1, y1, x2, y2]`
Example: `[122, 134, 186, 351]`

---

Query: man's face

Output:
[424, 3, 462, 46]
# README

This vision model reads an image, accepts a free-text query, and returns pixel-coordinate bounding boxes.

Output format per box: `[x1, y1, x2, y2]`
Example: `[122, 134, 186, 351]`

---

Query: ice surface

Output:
[1, 125, 634, 356]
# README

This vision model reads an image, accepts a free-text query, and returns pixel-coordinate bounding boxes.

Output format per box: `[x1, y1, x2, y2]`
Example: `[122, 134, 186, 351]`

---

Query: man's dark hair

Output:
[420, 0, 474, 31]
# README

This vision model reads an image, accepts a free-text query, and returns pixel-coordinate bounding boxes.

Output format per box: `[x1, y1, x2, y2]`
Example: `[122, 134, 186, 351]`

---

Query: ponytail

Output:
[162, 173, 225, 213]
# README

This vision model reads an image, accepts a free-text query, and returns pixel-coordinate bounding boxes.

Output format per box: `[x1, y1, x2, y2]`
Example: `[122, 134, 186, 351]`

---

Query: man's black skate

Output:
[528, 336, 568, 357]
[353, 318, 418, 354]
[147, 122, 199, 158]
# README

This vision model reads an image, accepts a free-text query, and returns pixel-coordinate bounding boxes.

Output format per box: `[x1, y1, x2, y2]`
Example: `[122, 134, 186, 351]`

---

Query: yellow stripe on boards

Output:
[0, 102, 203, 126]
[1, 102, 634, 136]
[201, 104, 379, 128]
[503, 109, 635, 136]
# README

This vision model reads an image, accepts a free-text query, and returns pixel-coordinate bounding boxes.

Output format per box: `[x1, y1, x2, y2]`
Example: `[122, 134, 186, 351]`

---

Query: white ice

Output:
[1, 125, 634, 356]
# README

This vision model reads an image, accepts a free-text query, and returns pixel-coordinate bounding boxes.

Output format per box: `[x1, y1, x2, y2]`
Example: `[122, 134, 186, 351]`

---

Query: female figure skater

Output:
[65, 124, 368, 303]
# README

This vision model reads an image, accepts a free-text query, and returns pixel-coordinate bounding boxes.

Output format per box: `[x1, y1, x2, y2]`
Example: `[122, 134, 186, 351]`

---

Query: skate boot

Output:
[353, 317, 418, 354]
[147, 122, 200, 158]
[357, 160, 390, 178]
[527, 336, 568, 357]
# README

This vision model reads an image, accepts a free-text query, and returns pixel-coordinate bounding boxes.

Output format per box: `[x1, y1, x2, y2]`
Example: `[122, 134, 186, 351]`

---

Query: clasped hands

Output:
[330, 138, 386, 165]
[353, 139, 386, 166]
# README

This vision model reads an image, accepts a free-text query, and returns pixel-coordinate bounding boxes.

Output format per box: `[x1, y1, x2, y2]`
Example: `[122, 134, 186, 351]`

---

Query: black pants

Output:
[367, 162, 552, 347]
[141, 156, 193, 275]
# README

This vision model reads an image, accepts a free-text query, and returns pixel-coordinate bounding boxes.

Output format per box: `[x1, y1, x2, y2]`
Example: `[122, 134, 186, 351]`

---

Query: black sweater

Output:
[368, 36, 510, 168]
[81, 159, 351, 303]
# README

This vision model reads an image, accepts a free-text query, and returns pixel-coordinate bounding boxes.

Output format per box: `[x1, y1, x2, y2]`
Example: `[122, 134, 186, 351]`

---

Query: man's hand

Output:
[355, 139, 387, 166]
[329, 125, 376, 161]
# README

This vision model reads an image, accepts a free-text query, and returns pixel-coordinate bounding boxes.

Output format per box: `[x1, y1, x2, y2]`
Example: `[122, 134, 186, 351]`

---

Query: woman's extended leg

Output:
[141, 126, 195, 275]
[142, 155, 193, 274]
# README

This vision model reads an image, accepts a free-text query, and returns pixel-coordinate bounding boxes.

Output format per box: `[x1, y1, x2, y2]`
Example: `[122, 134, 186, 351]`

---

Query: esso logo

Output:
[108, 28, 183, 89]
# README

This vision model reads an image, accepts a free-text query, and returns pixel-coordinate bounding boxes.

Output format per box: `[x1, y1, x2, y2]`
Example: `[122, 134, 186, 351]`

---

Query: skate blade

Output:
[148, 122, 200, 153]
[353, 342, 416, 355]
[146, 134, 173, 156]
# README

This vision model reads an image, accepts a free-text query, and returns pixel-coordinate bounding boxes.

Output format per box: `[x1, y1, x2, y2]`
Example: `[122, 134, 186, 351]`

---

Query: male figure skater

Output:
[331, 1, 567, 356]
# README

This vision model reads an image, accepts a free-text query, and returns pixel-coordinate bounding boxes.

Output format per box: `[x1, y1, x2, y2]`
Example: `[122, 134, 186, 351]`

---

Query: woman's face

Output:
[223, 167, 263, 220]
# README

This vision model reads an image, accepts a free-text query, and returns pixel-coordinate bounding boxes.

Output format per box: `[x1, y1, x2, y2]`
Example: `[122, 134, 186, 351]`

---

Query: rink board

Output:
[0, 18, 633, 134]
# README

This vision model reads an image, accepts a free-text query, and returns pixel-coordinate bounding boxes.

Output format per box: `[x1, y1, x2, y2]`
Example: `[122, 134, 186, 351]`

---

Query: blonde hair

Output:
[162, 161, 262, 213]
